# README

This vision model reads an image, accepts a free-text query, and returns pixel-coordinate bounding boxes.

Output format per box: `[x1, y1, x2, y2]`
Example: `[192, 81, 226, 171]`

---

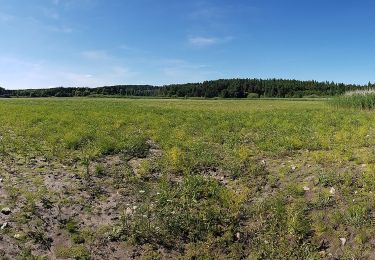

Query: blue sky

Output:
[0, 0, 374, 89]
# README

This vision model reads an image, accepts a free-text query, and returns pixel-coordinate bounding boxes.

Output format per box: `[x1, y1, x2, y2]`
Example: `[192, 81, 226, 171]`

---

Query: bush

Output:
[247, 93, 259, 99]
[331, 93, 375, 109]
[118, 175, 244, 248]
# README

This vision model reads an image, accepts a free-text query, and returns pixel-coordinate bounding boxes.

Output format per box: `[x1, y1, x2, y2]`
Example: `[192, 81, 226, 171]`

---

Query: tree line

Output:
[1, 79, 374, 98]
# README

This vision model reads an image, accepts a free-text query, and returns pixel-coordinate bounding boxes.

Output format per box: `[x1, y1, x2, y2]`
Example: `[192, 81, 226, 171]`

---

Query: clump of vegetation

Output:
[115, 175, 244, 249]
[331, 92, 375, 109]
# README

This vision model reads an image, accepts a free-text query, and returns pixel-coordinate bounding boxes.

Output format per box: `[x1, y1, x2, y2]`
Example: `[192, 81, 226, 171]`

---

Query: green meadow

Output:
[0, 98, 374, 259]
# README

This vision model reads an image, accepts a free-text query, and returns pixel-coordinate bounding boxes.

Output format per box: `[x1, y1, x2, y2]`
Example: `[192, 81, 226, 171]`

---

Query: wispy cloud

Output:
[159, 58, 218, 84]
[0, 12, 15, 23]
[189, 36, 218, 47]
[48, 25, 73, 33]
[188, 36, 233, 48]
[41, 7, 60, 20]
[81, 50, 110, 61]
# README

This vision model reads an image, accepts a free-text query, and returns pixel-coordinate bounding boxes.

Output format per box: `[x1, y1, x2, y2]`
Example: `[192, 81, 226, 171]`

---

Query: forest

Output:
[1, 78, 374, 98]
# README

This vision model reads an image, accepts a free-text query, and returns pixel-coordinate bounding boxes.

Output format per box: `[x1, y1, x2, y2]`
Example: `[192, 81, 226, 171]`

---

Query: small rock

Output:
[14, 234, 21, 239]
[139, 190, 145, 194]
[125, 207, 132, 215]
[329, 187, 336, 195]
[303, 186, 310, 191]
[340, 237, 346, 246]
[236, 232, 241, 240]
[291, 165, 297, 171]
[0, 178, 3, 183]
[1, 207, 11, 215]
[261, 160, 266, 165]
[0, 223, 8, 230]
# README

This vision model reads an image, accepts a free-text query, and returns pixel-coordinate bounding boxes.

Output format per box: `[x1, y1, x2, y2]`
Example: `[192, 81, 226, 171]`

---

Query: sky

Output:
[0, 0, 375, 89]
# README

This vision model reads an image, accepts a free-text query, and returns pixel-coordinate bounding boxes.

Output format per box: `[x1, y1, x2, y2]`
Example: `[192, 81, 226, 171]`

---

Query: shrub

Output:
[331, 93, 375, 109]
[247, 92, 259, 99]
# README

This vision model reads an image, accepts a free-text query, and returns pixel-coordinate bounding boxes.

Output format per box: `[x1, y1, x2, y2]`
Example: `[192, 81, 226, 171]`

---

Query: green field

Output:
[0, 98, 374, 259]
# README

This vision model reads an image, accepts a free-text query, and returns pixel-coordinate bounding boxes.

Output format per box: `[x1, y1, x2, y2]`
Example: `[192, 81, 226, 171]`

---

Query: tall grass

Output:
[331, 93, 375, 109]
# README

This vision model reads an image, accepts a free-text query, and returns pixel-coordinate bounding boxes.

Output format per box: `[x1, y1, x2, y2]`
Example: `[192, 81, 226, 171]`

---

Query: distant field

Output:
[0, 98, 374, 258]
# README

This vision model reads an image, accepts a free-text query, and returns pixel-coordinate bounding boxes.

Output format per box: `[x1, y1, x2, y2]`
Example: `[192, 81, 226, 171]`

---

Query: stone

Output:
[125, 207, 132, 215]
[329, 187, 336, 195]
[0, 223, 8, 230]
[340, 237, 346, 246]
[1, 207, 11, 215]
[303, 186, 310, 191]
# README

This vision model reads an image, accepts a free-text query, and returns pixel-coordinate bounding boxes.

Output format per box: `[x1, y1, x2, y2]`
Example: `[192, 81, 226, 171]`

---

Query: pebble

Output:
[291, 165, 297, 171]
[1, 207, 11, 215]
[303, 186, 310, 191]
[329, 187, 336, 195]
[125, 207, 132, 215]
[340, 237, 346, 246]
[14, 234, 21, 239]
[0, 223, 8, 230]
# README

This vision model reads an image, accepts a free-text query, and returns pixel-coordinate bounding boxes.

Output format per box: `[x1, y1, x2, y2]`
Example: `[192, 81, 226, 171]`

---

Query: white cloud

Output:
[188, 36, 233, 48]
[48, 25, 73, 33]
[0, 13, 15, 23]
[81, 50, 110, 61]
[42, 8, 60, 20]
[158, 59, 218, 84]
[189, 36, 218, 47]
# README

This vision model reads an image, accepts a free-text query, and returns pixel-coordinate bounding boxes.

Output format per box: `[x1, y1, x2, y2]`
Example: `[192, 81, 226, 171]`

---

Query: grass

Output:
[0, 98, 374, 258]
[331, 93, 375, 109]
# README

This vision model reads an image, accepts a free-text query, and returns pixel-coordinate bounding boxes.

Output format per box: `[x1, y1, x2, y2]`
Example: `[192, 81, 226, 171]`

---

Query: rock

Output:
[291, 165, 297, 171]
[1, 207, 11, 215]
[0, 178, 3, 183]
[340, 237, 346, 246]
[236, 232, 241, 240]
[329, 187, 336, 195]
[14, 234, 21, 239]
[0, 223, 8, 230]
[303, 186, 310, 191]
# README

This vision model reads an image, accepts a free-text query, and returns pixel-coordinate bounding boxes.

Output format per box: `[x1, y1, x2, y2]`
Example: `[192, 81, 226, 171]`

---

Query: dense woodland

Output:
[1, 79, 374, 98]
